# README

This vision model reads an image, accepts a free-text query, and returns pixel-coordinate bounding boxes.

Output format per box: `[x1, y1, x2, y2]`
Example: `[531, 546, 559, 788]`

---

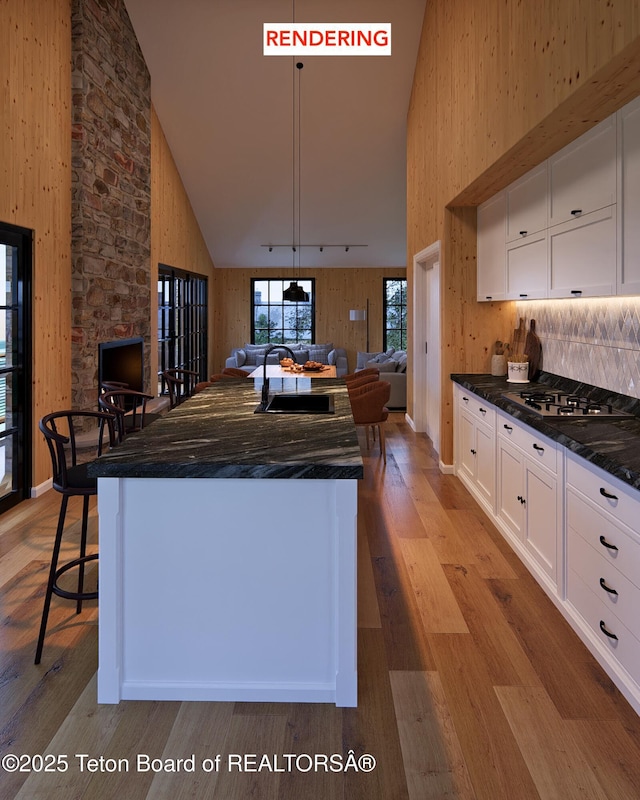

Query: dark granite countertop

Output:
[89, 378, 363, 480]
[451, 372, 640, 492]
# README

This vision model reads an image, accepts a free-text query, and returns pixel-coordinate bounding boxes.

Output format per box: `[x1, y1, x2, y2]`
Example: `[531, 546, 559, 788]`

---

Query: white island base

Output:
[97, 477, 358, 707]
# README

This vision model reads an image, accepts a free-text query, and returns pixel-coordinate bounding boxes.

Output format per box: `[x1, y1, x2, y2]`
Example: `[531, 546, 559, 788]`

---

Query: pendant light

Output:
[283, 57, 309, 303]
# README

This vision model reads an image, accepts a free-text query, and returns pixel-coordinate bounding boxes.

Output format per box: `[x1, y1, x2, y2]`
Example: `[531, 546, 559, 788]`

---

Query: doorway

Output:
[411, 241, 442, 460]
[0, 222, 32, 514]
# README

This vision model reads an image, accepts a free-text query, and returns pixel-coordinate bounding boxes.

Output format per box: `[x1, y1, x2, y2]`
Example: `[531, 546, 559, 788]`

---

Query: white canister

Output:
[507, 361, 529, 383]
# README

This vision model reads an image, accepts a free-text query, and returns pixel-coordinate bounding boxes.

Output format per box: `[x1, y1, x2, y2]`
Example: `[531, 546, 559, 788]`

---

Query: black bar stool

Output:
[35, 410, 116, 664]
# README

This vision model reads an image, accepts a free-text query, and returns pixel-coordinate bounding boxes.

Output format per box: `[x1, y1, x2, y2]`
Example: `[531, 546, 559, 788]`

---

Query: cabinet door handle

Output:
[532, 443, 544, 453]
[517, 495, 526, 505]
[479, 408, 487, 414]
[571, 289, 582, 295]
[600, 487, 618, 501]
[519, 293, 528, 298]
[470, 448, 477, 455]
[463, 396, 469, 403]
[519, 230, 527, 236]
[599, 620, 618, 640]
[503, 424, 513, 432]
[599, 577, 618, 596]
[571, 209, 583, 216]
[599, 535, 618, 552]
[485, 296, 493, 300]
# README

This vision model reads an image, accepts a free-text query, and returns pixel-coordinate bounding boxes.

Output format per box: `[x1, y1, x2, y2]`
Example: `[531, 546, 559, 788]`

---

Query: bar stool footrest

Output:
[52, 553, 99, 601]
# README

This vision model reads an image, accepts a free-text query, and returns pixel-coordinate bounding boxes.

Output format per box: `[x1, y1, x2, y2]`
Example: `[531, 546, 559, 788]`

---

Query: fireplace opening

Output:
[98, 337, 144, 394]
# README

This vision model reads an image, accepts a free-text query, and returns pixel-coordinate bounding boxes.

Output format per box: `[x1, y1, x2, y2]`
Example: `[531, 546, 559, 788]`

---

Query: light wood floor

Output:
[2, 415, 640, 799]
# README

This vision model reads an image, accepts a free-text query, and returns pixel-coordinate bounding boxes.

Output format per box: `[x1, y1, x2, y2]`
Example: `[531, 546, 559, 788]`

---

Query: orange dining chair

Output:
[344, 367, 380, 384]
[220, 367, 250, 378]
[349, 380, 391, 463]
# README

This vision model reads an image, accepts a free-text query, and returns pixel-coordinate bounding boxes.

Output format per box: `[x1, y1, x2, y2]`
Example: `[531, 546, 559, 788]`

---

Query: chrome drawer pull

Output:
[599, 535, 618, 552]
[599, 577, 618, 596]
[532, 443, 544, 453]
[600, 487, 618, 501]
[599, 620, 618, 640]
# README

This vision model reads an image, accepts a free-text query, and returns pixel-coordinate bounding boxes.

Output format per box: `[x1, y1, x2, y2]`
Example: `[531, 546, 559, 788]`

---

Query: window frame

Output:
[250, 277, 316, 344]
[157, 265, 208, 395]
[383, 277, 408, 352]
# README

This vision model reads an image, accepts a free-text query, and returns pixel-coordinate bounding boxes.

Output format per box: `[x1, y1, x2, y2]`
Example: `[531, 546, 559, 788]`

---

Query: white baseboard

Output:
[31, 478, 53, 498]
[439, 460, 454, 474]
[405, 412, 416, 431]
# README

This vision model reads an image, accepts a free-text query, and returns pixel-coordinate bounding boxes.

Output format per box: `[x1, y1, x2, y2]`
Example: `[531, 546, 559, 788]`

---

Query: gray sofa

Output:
[226, 343, 349, 376]
[356, 349, 407, 409]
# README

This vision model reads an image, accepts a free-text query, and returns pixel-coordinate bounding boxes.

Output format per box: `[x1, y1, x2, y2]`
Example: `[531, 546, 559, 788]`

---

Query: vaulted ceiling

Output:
[124, 1, 426, 268]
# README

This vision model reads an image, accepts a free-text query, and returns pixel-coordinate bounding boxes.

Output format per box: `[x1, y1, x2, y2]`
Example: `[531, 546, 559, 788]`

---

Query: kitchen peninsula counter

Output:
[451, 372, 640, 491]
[91, 379, 362, 707]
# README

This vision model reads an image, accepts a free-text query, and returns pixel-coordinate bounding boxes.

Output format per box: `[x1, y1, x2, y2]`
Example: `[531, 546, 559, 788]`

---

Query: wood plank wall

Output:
[212, 267, 406, 375]
[0, 0, 72, 487]
[150, 106, 216, 381]
[407, 0, 640, 465]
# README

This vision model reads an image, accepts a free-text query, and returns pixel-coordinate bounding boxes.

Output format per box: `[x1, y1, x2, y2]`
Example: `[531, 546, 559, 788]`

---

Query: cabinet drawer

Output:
[566, 488, 640, 590]
[498, 412, 558, 473]
[567, 567, 640, 686]
[567, 453, 640, 532]
[458, 391, 495, 427]
[568, 525, 640, 635]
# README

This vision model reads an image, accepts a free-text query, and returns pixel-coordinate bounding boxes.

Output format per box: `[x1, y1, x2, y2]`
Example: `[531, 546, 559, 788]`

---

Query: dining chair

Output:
[349, 380, 391, 463]
[162, 368, 199, 409]
[343, 367, 380, 383]
[35, 410, 116, 664]
[220, 367, 250, 379]
[98, 388, 161, 443]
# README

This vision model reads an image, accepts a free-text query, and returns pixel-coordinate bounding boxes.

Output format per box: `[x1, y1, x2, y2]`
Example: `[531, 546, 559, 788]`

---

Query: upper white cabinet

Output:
[506, 162, 548, 241]
[548, 116, 617, 226]
[477, 191, 506, 301]
[506, 231, 548, 300]
[548, 205, 617, 298]
[618, 95, 640, 295]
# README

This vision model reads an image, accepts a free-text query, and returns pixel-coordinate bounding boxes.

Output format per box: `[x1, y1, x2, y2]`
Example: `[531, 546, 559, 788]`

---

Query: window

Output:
[158, 265, 208, 394]
[251, 278, 315, 344]
[0, 221, 32, 514]
[383, 278, 407, 351]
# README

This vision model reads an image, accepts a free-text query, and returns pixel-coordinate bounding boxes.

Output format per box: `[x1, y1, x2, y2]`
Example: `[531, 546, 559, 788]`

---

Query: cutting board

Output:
[524, 319, 542, 380]
[511, 317, 526, 358]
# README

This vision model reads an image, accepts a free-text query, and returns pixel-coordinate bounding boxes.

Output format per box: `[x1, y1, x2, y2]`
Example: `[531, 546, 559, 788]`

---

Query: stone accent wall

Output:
[71, 0, 151, 410]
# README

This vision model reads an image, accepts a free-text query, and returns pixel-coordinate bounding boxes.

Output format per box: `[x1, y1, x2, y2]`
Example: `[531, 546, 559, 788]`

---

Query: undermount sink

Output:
[256, 393, 335, 414]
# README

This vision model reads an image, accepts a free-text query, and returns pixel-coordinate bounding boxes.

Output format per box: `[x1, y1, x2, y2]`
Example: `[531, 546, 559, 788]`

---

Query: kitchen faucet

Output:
[260, 344, 298, 409]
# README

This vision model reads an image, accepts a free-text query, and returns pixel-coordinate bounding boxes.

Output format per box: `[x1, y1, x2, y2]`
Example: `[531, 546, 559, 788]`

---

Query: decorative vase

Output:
[491, 354, 507, 376]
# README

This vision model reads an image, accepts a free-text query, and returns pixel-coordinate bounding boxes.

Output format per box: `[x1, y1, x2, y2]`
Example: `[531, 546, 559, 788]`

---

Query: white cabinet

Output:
[566, 453, 640, 691]
[548, 116, 617, 226]
[497, 412, 561, 585]
[505, 231, 547, 299]
[454, 385, 495, 513]
[506, 162, 548, 242]
[548, 205, 617, 298]
[477, 191, 506, 301]
[617, 94, 640, 295]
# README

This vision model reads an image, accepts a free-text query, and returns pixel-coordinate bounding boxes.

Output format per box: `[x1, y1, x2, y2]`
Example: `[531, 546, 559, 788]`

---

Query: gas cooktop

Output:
[502, 389, 636, 419]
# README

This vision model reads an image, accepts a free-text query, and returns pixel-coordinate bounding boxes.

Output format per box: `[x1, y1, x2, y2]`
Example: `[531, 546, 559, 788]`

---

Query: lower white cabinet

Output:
[496, 424, 562, 584]
[455, 385, 495, 514]
[452, 383, 640, 715]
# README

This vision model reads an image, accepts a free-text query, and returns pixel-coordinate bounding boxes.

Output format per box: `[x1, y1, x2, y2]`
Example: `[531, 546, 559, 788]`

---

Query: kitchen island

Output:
[89, 378, 363, 707]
